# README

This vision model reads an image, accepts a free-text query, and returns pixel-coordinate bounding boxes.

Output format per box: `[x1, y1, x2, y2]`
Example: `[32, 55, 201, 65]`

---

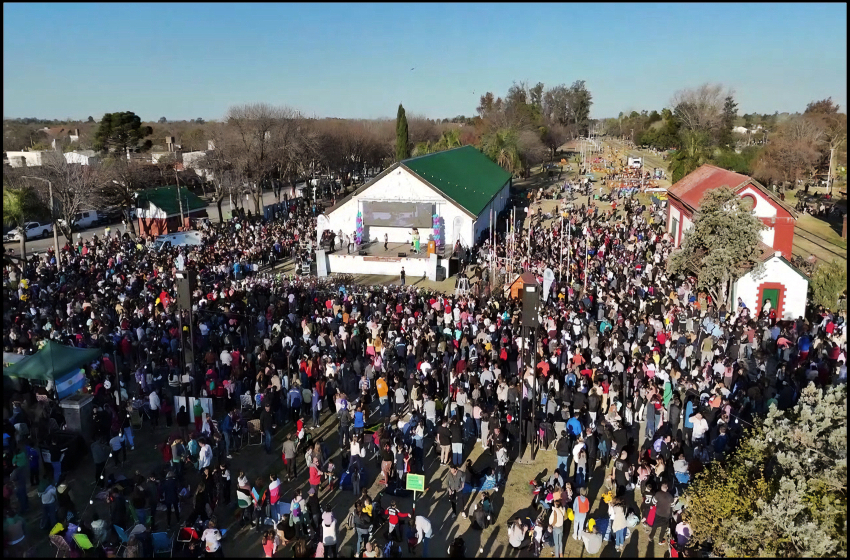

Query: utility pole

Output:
[559, 215, 563, 282]
[827, 146, 835, 195]
[584, 238, 589, 291]
[22, 175, 61, 261]
[567, 217, 571, 287]
[177, 181, 185, 226]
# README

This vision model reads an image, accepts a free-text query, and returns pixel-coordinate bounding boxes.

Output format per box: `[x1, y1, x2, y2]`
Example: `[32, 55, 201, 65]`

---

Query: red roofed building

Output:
[666, 164, 797, 258]
[667, 165, 808, 319]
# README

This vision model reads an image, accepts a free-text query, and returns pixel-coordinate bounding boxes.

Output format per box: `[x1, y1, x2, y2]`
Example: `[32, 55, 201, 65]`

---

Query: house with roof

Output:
[667, 164, 797, 258]
[135, 185, 208, 237]
[732, 245, 809, 321]
[319, 146, 511, 250]
[667, 164, 808, 319]
[4, 149, 64, 168]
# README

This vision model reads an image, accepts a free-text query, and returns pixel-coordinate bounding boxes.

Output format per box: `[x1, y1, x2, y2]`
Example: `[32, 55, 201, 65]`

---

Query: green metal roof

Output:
[136, 186, 207, 216]
[402, 146, 511, 217]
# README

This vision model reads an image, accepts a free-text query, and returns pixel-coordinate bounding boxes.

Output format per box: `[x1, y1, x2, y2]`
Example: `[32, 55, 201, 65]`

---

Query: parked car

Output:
[3, 221, 53, 242]
[58, 210, 103, 231]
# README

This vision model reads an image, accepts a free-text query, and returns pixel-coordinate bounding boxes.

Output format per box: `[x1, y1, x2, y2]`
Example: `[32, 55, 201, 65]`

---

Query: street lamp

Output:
[21, 175, 61, 260]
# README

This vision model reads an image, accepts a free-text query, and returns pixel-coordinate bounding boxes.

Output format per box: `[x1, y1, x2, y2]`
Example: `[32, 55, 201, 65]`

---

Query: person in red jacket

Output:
[308, 457, 323, 496]
[384, 500, 409, 542]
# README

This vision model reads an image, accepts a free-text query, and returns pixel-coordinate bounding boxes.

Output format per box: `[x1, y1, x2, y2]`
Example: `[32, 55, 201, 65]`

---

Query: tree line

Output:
[603, 83, 847, 187]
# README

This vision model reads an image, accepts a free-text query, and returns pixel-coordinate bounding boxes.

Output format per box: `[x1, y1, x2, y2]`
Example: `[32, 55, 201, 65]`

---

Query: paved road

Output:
[3, 187, 322, 257]
[604, 139, 672, 187]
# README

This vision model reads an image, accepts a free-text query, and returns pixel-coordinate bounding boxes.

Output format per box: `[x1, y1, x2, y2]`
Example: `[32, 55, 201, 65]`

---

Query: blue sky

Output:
[3, 3, 847, 121]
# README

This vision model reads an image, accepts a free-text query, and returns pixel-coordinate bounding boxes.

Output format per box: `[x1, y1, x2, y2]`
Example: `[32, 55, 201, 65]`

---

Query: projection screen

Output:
[362, 202, 434, 227]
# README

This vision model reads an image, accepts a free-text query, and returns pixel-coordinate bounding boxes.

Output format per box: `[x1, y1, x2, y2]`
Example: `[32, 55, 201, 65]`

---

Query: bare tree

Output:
[199, 123, 256, 220]
[407, 115, 441, 146]
[101, 157, 160, 235]
[671, 83, 729, 135]
[541, 123, 569, 160]
[225, 103, 286, 213]
[223, 103, 315, 213]
[517, 129, 548, 169]
[753, 116, 823, 188]
[153, 152, 180, 186]
[38, 159, 104, 241]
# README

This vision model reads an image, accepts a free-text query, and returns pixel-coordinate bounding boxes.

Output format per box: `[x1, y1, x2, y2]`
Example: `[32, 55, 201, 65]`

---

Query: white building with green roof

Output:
[135, 185, 208, 236]
[318, 146, 512, 255]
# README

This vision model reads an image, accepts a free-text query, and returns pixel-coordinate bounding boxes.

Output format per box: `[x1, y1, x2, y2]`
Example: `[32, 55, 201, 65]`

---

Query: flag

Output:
[55, 368, 86, 400]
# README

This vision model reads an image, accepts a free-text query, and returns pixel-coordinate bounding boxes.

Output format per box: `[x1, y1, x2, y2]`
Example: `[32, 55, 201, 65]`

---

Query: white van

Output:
[59, 210, 102, 231]
[628, 157, 643, 169]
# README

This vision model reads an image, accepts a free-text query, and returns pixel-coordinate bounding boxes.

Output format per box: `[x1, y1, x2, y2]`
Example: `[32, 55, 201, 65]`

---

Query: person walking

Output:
[400, 267, 406, 286]
[282, 434, 298, 481]
[611, 497, 629, 552]
[176, 405, 190, 442]
[91, 437, 110, 489]
[37, 480, 58, 530]
[260, 405, 274, 455]
[352, 500, 371, 554]
[450, 417, 463, 466]
[549, 499, 566, 558]
[162, 469, 180, 528]
[446, 463, 465, 517]
[11, 462, 29, 514]
[109, 430, 126, 467]
[321, 511, 338, 558]
[149, 389, 161, 429]
[649, 482, 675, 545]
[438, 420, 452, 465]
[202, 519, 224, 557]
[411, 515, 433, 557]
[309, 457, 323, 496]
[556, 430, 572, 474]
[268, 473, 283, 522]
[48, 438, 62, 485]
[572, 487, 590, 540]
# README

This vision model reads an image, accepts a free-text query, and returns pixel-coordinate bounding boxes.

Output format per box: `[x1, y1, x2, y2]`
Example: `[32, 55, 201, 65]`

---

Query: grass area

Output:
[796, 214, 847, 250]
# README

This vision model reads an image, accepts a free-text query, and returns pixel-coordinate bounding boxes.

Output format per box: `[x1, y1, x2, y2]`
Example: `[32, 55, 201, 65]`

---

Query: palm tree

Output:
[481, 128, 523, 176]
[435, 129, 463, 151]
[3, 186, 44, 260]
[412, 141, 433, 157]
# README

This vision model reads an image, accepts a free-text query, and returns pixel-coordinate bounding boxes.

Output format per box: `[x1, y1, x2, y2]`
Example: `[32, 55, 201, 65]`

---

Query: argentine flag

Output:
[56, 369, 86, 400]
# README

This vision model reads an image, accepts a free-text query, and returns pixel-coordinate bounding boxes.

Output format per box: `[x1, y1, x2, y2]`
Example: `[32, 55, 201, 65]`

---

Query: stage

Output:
[320, 241, 452, 279]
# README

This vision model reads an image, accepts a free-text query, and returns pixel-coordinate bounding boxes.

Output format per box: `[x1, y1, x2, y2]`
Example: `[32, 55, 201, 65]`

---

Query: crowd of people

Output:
[3, 156, 847, 559]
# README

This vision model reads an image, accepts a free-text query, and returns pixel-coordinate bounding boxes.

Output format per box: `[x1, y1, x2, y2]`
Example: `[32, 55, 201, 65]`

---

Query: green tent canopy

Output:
[3, 341, 101, 381]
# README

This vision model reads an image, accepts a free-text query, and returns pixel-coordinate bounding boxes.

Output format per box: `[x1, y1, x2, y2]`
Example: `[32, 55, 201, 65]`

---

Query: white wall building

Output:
[5, 150, 64, 168]
[319, 146, 512, 249]
[64, 150, 99, 166]
[732, 253, 809, 320]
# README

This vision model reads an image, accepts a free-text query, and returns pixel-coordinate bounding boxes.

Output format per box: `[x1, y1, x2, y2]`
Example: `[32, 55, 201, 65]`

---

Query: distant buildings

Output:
[5, 148, 99, 167]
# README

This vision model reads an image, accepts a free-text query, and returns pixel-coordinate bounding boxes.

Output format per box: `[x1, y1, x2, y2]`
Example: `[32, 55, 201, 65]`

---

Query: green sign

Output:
[406, 474, 425, 492]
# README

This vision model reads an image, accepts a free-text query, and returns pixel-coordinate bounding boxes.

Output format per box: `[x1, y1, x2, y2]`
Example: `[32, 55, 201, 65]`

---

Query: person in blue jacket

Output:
[683, 398, 695, 447]
[288, 384, 302, 424]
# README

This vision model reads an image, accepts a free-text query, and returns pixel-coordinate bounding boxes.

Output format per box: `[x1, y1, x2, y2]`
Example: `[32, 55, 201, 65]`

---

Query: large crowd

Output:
[3, 160, 847, 558]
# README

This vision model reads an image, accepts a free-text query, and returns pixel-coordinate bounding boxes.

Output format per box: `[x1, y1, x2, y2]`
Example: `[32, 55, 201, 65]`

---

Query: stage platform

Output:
[321, 241, 453, 279]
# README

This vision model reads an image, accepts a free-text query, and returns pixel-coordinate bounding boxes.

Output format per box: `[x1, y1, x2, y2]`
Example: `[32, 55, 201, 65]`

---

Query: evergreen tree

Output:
[667, 186, 765, 306]
[93, 111, 153, 154]
[718, 95, 738, 147]
[810, 260, 847, 310]
[396, 104, 410, 161]
[684, 384, 847, 558]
